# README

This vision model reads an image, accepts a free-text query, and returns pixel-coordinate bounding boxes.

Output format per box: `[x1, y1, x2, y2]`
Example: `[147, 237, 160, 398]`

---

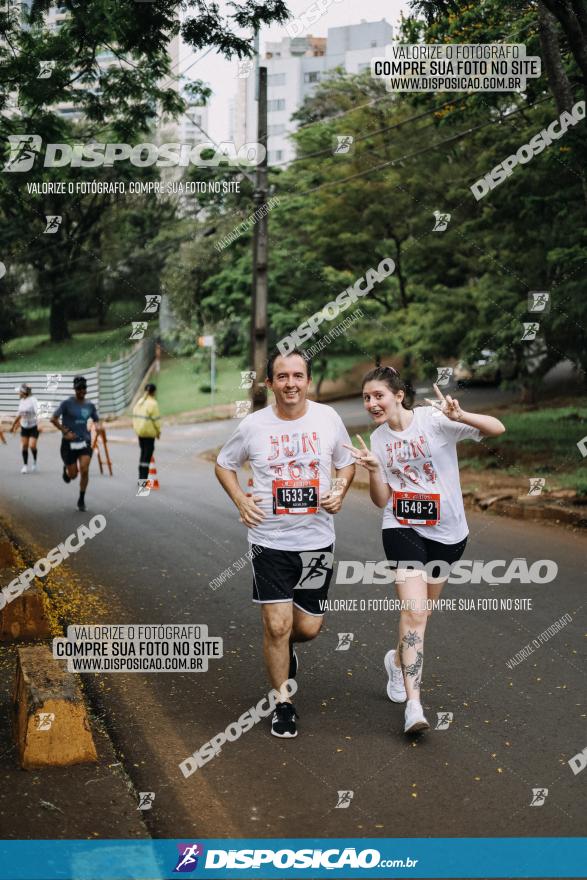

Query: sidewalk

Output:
[0, 524, 150, 840]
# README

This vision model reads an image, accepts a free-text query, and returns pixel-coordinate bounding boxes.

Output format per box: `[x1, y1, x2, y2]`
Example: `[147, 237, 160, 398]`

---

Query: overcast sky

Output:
[178, 0, 411, 141]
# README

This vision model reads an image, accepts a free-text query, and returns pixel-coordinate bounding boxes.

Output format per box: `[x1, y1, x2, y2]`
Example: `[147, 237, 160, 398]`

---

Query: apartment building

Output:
[234, 19, 393, 165]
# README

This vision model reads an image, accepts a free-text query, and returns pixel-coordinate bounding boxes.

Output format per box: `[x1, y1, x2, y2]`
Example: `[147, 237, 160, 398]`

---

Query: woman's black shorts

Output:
[21, 426, 39, 439]
[382, 528, 467, 581]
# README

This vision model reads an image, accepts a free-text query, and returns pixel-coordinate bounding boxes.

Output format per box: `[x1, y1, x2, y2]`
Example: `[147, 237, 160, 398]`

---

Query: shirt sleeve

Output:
[52, 400, 65, 420]
[217, 421, 249, 470]
[332, 414, 355, 469]
[428, 407, 482, 443]
[90, 403, 100, 422]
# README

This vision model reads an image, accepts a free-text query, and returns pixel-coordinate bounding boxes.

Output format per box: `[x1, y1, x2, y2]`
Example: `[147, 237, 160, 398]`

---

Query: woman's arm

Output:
[427, 384, 505, 437]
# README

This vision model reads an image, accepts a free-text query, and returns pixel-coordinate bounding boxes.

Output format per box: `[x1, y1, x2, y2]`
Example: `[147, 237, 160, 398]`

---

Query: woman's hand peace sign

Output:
[425, 383, 464, 422]
[343, 435, 380, 472]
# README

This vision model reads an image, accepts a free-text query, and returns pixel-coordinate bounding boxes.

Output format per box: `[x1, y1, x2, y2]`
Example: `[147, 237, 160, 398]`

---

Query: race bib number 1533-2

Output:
[272, 479, 319, 515]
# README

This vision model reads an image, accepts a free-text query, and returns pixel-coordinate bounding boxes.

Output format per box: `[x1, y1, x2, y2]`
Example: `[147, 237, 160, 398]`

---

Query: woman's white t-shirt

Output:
[370, 406, 482, 544]
[217, 400, 353, 551]
[18, 396, 39, 429]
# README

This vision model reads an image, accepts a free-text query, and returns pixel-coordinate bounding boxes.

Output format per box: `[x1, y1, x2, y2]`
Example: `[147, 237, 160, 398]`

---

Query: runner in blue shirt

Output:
[51, 375, 103, 511]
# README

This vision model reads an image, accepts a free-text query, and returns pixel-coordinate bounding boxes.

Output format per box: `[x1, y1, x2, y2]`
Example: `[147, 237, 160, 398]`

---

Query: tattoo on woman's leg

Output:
[402, 630, 422, 649]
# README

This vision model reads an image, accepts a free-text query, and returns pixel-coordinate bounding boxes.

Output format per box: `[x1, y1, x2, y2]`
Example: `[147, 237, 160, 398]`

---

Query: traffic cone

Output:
[147, 456, 160, 490]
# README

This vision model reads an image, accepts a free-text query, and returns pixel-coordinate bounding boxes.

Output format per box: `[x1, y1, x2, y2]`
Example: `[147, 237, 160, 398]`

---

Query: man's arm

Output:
[50, 413, 73, 439]
[214, 463, 265, 527]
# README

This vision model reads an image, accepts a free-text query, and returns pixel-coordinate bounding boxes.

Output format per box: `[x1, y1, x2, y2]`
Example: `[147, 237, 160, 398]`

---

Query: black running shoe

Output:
[288, 644, 298, 680]
[271, 702, 298, 738]
[62, 466, 71, 484]
[77, 499, 86, 512]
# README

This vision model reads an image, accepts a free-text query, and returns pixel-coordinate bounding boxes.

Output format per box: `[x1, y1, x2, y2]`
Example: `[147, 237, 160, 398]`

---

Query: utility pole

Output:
[251, 55, 268, 411]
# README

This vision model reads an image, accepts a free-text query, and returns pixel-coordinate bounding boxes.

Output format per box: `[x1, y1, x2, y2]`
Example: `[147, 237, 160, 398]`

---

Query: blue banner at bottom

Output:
[0, 838, 585, 879]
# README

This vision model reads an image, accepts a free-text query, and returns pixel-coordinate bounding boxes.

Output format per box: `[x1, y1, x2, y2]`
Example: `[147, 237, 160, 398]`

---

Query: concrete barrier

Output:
[13, 645, 98, 769]
[0, 583, 52, 641]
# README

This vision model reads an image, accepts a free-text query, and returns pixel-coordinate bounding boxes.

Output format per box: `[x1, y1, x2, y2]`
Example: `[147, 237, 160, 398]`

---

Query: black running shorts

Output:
[20, 426, 39, 438]
[60, 438, 93, 465]
[251, 543, 334, 617]
[382, 528, 467, 580]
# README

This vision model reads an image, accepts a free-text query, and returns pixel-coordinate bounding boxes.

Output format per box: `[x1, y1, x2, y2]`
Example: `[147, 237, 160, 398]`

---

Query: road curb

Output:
[13, 644, 98, 770]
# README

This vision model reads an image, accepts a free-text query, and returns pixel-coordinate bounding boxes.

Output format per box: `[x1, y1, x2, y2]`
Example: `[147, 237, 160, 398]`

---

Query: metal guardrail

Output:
[0, 338, 155, 418]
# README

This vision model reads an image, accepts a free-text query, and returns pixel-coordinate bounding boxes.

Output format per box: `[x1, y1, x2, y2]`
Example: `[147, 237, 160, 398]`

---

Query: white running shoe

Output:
[30, 462, 37, 473]
[404, 699, 430, 734]
[20, 465, 28, 474]
[384, 649, 407, 702]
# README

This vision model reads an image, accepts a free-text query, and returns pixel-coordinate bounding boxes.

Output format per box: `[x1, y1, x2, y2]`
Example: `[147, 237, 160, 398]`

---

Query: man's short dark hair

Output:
[73, 375, 87, 389]
[266, 348, 312, 381]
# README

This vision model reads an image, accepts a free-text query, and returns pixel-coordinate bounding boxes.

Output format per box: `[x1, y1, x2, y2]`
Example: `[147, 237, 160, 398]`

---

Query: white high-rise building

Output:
[235, 19, 393, 166]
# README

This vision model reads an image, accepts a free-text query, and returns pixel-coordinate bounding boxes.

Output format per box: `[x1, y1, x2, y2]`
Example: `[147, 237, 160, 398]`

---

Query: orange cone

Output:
[147, 456, 160, 490]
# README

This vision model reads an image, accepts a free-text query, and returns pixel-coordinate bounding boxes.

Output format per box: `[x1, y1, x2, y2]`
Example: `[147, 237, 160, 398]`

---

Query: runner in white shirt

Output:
[10, 384, 40, 474]
[215, 350, 355, 738]
[345, 366, 505, 734]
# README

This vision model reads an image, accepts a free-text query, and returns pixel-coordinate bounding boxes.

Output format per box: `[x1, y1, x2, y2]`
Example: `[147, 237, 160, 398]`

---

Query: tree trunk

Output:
[538, 1, 587, 208]
[49, 294, 71, 342]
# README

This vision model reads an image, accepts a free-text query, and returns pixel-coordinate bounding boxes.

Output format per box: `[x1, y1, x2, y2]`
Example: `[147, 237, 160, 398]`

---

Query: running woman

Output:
[50, 375, 103, 512]
[345, 367, 505, 734]
[215, 349, 355, 738]
[10, 384, 39, 473]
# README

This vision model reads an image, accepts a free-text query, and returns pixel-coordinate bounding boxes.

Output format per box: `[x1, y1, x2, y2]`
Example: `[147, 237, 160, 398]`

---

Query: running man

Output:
[51, 375, 103, 511]
[215, 349, 355, 738]
[10, 384, 39, 473]
[345, 367, 505, 734]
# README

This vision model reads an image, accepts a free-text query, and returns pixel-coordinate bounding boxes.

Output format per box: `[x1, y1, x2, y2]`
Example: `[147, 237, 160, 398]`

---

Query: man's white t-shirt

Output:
[217, 400, 354, 551]
[370, 406, 482, 544]
[18, 396, 38, 429]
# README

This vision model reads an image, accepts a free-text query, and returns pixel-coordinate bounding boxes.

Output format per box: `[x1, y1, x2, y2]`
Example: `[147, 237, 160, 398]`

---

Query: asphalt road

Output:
[0, 400, 585, 841]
